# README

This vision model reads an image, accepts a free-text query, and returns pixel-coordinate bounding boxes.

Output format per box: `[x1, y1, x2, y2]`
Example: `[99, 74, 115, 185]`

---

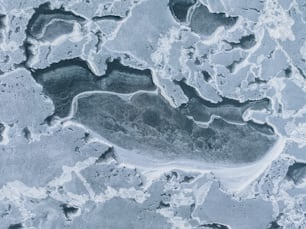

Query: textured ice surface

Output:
[0, 0, 306, 228]
[74, 92, 276, 163]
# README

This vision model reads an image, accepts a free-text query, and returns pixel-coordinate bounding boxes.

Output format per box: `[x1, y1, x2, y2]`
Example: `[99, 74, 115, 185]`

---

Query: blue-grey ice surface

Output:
[0, 0, 306, 228]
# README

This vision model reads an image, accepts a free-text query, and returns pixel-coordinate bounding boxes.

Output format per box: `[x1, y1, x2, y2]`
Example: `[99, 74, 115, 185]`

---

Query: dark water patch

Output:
[25, 2, 85, 41]
[248, 77, 268, 86]
[96, 146, 116, 163]
[237, 34, 256, 49]
[284, 66, 292, 78]
[0, 123, 4, 142]
[61, 204, 78, 220]
[8, 223, 23, 229]
[175, 79, 271, 129]
[296, 65, 306, 79]
[267, 213, 284, 229]
[199, 223, 229, 229]
[190, 4, 238, 36]
[202, 70, 212, 82]
[225, 34, 256, 50]
[19, 41, 35, 69]
[102, 58, 155, 93]
[32, 58, 98, 117]
[92, 15, 124, 21]
[267, 221, 283, 229]
[180, 175, 194, 183]
[22, 127, 32, 142]
[32, 58, 155, 118]
[0, 14, 6, 30]
[157, 200, 171, 209]
[169, 0, 196, 22]
[286, 162, 306, 184]
[226, 58, 244, 73]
